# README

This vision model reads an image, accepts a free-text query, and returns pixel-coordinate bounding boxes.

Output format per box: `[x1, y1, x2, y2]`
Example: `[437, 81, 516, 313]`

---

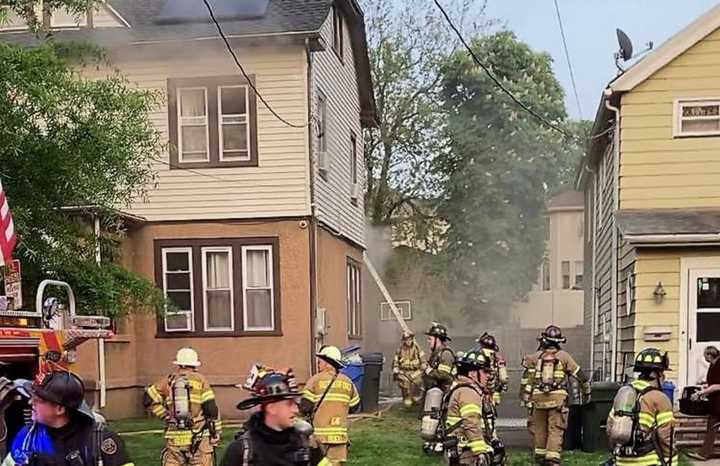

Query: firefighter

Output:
[607, 348, 677, 466]
[221, 367, 331, 466]
[440, 349, 503, 466]
[522, 326, 590, 466]
[300, 346, 360, 466]
[475, 332, 509, 406]
[144, 348, 222, 466]
[393, 331, 426, 407]
[3, 371, 133, 466]
[423, 322, 456, 393]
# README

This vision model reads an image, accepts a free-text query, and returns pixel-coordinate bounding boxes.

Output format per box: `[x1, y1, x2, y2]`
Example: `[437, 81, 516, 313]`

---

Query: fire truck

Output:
[0, 272, 112, 456]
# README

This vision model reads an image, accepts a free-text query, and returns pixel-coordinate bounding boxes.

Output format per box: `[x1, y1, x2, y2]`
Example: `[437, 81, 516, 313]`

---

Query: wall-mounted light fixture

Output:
[653, 282, 666, 305]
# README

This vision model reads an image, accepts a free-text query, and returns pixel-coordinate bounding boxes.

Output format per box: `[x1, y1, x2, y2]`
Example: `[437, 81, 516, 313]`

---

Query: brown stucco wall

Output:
[316, 226, 364, 350]
[79, 219, 313, 420]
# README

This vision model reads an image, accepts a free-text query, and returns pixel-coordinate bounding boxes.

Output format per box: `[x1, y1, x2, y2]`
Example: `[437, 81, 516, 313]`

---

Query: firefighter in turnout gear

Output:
[221, 367, 331, 466]
[440, 349, 504, 466]
[522, 326, 590, 466]
[300, 346, 360, 465]
[424, 323, 456, 393]
[475, 333, 508, 407]
[607, 348, 677, 466]
[144, 348, 222, 466]
[393, 331, 427, 407]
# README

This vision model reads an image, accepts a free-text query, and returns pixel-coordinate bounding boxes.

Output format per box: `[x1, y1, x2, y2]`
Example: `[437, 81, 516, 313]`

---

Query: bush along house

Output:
[578, 3, 720, 389]
[0, 0, 377, 418]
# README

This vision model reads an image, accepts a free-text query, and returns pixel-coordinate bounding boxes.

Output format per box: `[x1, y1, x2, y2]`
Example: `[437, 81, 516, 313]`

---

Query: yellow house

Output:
[579, 4, 720, 387]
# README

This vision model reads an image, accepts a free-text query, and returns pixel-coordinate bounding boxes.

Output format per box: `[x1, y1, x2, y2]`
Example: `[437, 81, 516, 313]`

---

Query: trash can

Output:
[582, 382, 620, 453]
[341, 361, 364, 396]
[360, 352, 384, 413]
[662, 381, 675, 404]
[563, 405, 582, 450]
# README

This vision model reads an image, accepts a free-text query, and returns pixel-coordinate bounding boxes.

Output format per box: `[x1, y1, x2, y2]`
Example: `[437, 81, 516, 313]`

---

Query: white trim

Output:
[380, 301, 412, 321]
[673, 98, 720, 138]
[177, 87, 210, 163]
[103, 3, 131, 28]
[625, 233, 720, 244]
[49, 8, 88, 28]
[201, 246, 235, 332]
[610, 3, 720, 92]
[679, 256, 720, 390]
[130, 29, 321, 46]
[162, 247, 194, 332]
[217, 85, 251, 162]
[241, 245, 275, 332]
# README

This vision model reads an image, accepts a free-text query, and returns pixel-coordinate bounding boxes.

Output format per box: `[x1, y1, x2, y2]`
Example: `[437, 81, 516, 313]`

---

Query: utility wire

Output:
[433, 0, 576, 141]
[202, 0, 309, 129]
[150, 156, 232, 182]
[553, 0, 583, 120]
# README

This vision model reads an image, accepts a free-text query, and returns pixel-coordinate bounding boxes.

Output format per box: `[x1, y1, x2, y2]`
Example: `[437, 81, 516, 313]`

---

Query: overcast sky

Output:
[482, 0, 719, 121]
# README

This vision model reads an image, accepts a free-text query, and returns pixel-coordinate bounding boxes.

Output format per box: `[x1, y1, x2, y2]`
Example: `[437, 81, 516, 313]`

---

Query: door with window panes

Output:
[688, 270, 720, 385]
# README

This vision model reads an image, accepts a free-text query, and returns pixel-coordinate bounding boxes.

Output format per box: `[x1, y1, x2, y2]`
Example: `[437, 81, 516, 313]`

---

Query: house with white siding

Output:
[0, 0, 377, 418]
[579, 3, 720, 388]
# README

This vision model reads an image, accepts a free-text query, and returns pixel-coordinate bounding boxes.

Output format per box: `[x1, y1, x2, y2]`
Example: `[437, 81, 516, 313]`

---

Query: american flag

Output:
[0, 178, 17, 267]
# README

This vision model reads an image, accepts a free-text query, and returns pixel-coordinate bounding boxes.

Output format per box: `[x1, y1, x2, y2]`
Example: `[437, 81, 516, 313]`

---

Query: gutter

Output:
[624, 233, 720, 245]
[605, 90, 621, 383]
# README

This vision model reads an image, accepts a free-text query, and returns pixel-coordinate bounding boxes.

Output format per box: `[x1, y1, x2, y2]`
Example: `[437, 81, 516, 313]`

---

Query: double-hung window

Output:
[675, 99, 720, 137]
[162, 248, 194, 332]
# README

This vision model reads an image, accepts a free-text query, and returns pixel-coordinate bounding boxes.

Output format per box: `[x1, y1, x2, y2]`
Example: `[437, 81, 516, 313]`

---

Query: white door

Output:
[687, 269, 720, 386]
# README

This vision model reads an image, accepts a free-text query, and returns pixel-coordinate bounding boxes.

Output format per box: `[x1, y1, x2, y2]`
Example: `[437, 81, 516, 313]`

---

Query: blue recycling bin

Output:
[662, 381, 675, 403]
[340, 345, 364, 394]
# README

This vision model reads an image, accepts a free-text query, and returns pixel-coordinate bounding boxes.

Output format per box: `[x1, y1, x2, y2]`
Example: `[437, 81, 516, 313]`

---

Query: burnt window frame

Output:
[331, 4, 344, 62]
[347, 257, 362, 339]
[168, 75, 259, 169]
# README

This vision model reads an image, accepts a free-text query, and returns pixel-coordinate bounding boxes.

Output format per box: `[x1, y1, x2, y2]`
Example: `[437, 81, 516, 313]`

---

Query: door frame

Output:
[679, 256, 720, 390]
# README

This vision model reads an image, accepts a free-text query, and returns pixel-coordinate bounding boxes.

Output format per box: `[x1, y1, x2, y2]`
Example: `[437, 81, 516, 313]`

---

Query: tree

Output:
[0, 40, 166, 319]
[361, 0, 488, 246]
[435, 31, 586, 321]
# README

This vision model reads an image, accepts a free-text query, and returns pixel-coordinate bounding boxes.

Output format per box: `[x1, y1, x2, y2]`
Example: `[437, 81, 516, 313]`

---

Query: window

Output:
[168, 76, 258, 168]
[380, 301, 412, 321]
[317, 91, 327, 153]
[562, 261, 571, 289]
[350, 135, 358, 185]
[50, 7, 87, 27]
[542, 257, 551, 291]
[242, 246, 275, 331]
[625, 271, 635, 317]
[156, 239, 280, 336]
[675, 99, 720, 137]
[202, 247, 234, 331]
[162, 248, 194, 332]
[574, 261, 584, 288]
[347, 259, 361, 338]
[332, 5, 344, 60]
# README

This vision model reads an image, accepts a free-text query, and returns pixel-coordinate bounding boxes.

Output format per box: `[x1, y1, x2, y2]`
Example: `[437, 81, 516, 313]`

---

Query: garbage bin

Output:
[582, 382, 620, 453]
[662, 381, 675, 404]
[563, 405, 582, 450]
[360, 352, 384, 412]
[341, 361, 364, 396]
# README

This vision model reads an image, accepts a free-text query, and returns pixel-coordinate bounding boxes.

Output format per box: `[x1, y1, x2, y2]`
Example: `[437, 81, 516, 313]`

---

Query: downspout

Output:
[584, 163, 597, 378]
[605, 90, 621, 382]
[306, 39, 319, 376]
[94, 215, 107, 409]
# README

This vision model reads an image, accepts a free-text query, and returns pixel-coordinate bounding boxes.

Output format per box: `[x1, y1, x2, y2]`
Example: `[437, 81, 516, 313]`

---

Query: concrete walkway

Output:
[688, 458, 720, 465]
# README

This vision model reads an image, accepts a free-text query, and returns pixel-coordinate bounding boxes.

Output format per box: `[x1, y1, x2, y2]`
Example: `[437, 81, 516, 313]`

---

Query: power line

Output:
[150, 156, 232, 182]
[201, 0, 309, 129]
[553, 0, 583, 120]
[432, 0, 576, 141]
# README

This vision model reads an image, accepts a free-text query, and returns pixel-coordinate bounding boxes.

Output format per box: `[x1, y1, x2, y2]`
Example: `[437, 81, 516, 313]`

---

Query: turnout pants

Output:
[161, 438, 214, 466]
[322, 443, 348, 466]
[528, 407, 568, 465]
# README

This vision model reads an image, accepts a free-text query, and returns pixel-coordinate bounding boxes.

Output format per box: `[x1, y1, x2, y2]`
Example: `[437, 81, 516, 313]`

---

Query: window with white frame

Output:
[541, 257, 551, 291]
[625, 270, 636, 317]
[574, 261, 584, 288]
[562, 261, 571, 289]
[218, 86, 250, 161]
[350, 134, 358, 185]
[347, 260, 362, 337]
[162, 248, 194, 332]
[178, 87, 209, 163]
[676, 100, 720, 137]
[202, 247, 234, 331]
[380, 301, 412, 321]
[317, 91, 328, 153]
[50, 7, 87, 27]
[242, 246, 275, 331]
[332, 5, 344, 60]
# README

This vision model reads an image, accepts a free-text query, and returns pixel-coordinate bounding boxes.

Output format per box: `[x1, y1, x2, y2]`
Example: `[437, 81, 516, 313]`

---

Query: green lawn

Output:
[109, 409, 688, 466]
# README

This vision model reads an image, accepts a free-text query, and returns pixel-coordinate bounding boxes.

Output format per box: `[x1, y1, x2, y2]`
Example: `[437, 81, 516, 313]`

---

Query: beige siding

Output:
[620, 27, 720, 210]
[87, 43, 311, 221]
[310, 12, 366, 247]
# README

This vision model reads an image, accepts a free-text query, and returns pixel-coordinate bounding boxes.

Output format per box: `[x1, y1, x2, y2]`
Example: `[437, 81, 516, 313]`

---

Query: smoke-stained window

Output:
[542, 257, 551, 291]
[347, 259, 362, 338]
[562, 261, 571, 289]
[575, 261, 584, 288]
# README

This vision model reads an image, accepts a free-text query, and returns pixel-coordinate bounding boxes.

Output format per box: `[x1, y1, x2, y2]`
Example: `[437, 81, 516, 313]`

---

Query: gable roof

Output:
[0, 0, 378, 127]
[610, 3, 720, 93]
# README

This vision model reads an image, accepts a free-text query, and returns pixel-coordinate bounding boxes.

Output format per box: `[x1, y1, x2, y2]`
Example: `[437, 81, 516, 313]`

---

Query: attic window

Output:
[675, 99, 720, 137]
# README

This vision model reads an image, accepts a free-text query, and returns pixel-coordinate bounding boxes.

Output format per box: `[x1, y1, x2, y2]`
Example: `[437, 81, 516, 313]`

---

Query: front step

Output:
[675, 413, 720, 449]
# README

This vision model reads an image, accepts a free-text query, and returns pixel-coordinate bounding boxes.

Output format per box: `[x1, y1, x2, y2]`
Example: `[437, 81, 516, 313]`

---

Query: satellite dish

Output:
[616, 28, 634, 61]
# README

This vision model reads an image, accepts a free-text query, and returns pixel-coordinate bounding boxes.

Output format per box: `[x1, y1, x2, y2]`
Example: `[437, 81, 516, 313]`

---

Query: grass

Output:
[109, 408, 690, 466]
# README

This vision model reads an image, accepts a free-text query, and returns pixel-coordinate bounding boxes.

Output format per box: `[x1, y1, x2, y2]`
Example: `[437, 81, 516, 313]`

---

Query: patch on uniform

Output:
[101, 437, 118, 455]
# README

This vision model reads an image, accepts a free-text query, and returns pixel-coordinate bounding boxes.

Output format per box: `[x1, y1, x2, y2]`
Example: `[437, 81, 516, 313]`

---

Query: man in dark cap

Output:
[2, 371, 133, 466]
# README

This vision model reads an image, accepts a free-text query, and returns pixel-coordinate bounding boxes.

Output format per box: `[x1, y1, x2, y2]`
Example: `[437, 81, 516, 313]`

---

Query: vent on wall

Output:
[155, 0, 269, 24]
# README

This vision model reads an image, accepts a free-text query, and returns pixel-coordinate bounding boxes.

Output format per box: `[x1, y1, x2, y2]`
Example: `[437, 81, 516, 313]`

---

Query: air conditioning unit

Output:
[350, 183, 361, 201]
[317, 151, 329, 173]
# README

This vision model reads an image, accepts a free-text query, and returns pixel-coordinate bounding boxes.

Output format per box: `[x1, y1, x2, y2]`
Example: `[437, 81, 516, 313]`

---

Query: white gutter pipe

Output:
[94, 215, 107, 409]
[605, 91, 621, 382]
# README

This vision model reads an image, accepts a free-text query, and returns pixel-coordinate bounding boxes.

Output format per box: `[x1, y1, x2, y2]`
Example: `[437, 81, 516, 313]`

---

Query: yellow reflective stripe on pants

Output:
[467, 439, 492, 454]
[317, 458, 332, 466]
[616, 453, 678, 466]
[546, 450, 561, 460]
[534, 449, 547, 456]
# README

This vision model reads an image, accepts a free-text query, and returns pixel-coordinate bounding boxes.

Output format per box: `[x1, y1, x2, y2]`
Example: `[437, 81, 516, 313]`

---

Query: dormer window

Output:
[675, 99, 720, 137]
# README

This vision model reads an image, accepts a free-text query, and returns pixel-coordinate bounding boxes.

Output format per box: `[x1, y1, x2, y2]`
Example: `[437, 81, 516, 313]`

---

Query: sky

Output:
[483, 0, 719, 121]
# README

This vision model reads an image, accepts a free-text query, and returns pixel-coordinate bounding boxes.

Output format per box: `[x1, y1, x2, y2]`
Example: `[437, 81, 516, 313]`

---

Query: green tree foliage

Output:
[435, 31, 587, 320]
[0, 41, 166, 319]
